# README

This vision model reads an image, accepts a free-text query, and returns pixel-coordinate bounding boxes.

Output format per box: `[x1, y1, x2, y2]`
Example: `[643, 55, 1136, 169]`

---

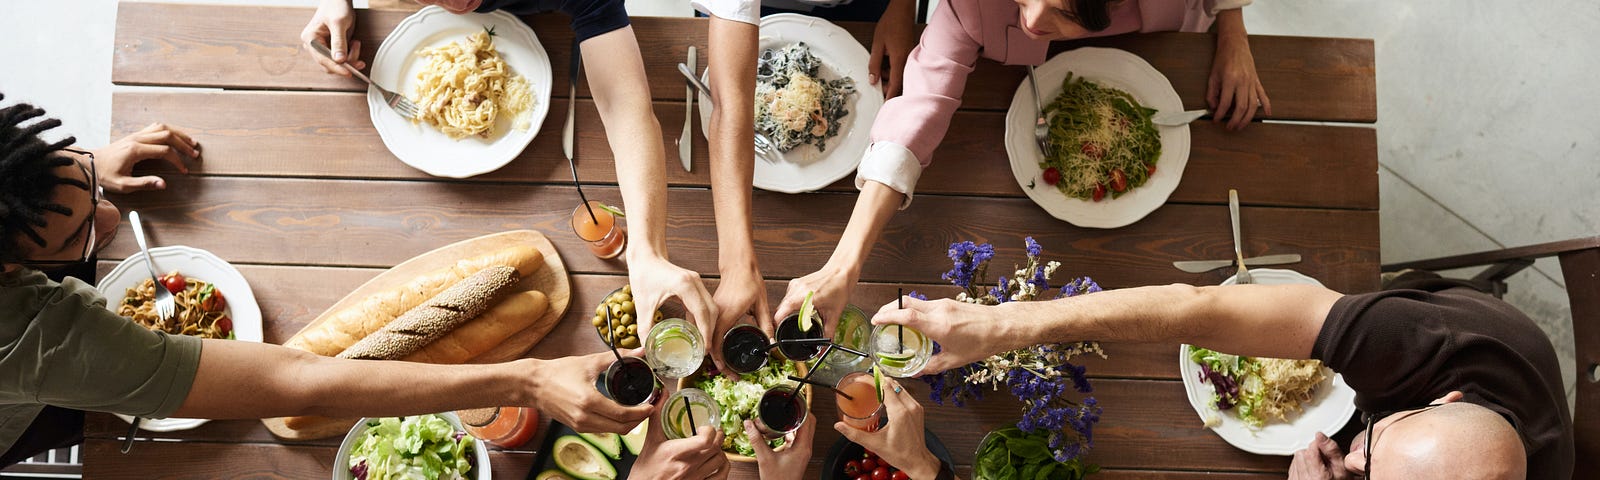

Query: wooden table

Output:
[86, 3, 1378, 478]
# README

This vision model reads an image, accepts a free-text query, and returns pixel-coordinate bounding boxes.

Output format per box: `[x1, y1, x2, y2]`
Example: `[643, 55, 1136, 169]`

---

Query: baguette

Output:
[338, 266, 520, 360]
[401, 290, 550, 364]
[284, 244, 543, 356]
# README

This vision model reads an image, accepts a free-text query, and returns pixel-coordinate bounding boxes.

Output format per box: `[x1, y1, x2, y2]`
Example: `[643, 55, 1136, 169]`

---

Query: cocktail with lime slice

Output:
[645, 317, 705, 379]
[827, 305, 872, 369]
[834, 371, 884, 431]
[871, 323, 932, 377]
[662, 388, 721, 440]
[775, 292, 827, 361]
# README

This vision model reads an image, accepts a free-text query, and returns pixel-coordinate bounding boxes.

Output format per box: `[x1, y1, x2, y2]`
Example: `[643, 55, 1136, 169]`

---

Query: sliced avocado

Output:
[535, 469, 576, 480]
[622, 419, 648, 455]
[578, 432, 623, 460]
[553, 435, 617, 480]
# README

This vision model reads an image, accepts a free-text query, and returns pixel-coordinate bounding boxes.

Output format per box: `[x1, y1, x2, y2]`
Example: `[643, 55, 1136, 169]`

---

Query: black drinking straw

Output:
[603, 308, 622, 361]
[788, 375, 852, 400]
[568, 156, 598, 225]
[765, 337, 832, 350]
[897, 288, 905, 353]
[685, 395, 699, 433]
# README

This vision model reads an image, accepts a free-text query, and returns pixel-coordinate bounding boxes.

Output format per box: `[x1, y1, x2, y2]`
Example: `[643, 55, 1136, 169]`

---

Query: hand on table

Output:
[1289, 433, 1352, 480]
[632, 410, 729, 479]
[1207, 34, 1271, 131]
[871, 296, 1009, 374]
[710, 261, 773, 378]
[867, 0, 916, 98]
[744, 413, 815, 480]
[627, 252, 718, 343]
[774, 264, 858, 339]
[91, 123, 201, 193]
[527, 352, 653, 434]
[300, 0, 365, 76]
[832, 378, 943, 480]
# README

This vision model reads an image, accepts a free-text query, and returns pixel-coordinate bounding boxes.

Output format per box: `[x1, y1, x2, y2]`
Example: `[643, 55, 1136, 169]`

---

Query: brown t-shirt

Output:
[1314, 286, 1573, 479]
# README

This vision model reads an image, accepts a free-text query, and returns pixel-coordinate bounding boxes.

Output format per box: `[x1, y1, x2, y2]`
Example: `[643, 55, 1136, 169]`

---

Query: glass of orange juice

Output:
[834, 371, 884, 431]
[571, 201, 626, 259]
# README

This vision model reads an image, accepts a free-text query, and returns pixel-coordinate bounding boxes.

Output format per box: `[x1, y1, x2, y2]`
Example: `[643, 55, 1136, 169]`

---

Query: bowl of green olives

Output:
[592, 284, 666, 349]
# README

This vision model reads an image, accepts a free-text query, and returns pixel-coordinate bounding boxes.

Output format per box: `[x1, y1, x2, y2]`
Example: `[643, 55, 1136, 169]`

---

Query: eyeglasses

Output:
[1361, 403, 1445, 476]
[21, 148, 100, 266]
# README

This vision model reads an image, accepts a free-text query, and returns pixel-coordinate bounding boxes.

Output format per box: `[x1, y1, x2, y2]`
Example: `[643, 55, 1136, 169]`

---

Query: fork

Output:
[1027, 65, 1052, 158]
[307, 41, 419, 119]
[129, 211, 176, 321]
[1228, 189, 1254, 285]
[677, 62, 780, 163]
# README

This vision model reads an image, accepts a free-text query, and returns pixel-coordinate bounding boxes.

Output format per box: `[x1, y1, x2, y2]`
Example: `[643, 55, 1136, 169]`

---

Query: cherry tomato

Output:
[1110, 169, 1128, 193]
[871, 467, 889, 480]
[200, 287, 228, 313]
[891, 471, 911, 480]
[159, 272, 186, 294]
[844, 460, 862, 476]
[1042, 167, 1061, 186]
[1146, 163, 1157, 176]
[854, 476, 870, 480]
[861, 459, 878, 472]
[216, 316, 234, 339]
[863, 449, 876, 459]
[1092, 183, 1107, 202]
[1080, 141, 1104, 159]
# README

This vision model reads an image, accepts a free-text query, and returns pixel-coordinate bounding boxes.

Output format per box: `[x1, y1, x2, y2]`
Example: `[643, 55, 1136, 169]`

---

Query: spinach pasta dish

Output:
[755, 43, 856, 152]
[1039, 73, 1161, 202]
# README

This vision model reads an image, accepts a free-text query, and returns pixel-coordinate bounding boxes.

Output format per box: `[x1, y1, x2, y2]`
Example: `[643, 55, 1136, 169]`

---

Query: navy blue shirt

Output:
[476, 0, 630, 43]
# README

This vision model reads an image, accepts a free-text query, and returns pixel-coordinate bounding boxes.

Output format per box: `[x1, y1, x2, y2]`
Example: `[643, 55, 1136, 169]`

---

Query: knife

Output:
[1153, 109, 1207, 127]
[1172, 254, 1302, 273]
[562, 39, 581, 162]
[679, 46, 696, 172]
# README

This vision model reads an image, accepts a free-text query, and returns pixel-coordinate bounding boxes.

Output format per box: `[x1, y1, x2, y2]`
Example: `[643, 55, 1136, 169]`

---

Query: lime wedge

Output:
[877, 357, 909, 370]
[873, 365, 885, 402]
[797, 291, 816, 332]
[597, 203, 626, 218]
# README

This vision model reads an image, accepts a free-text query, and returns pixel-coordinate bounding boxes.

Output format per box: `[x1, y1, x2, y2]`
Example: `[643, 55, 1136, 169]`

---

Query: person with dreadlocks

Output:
[0, 96, 683, 467]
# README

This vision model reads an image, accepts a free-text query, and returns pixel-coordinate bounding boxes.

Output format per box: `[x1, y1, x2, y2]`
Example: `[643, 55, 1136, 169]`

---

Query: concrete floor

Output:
[1, 0, 1591, 404]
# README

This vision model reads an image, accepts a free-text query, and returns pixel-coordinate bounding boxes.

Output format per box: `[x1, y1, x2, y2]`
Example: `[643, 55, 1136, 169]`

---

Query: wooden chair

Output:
[1382, 236, 1600, 472]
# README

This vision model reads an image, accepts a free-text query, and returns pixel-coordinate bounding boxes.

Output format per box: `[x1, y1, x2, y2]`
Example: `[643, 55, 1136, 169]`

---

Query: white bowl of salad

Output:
[334, 412, 490, 480]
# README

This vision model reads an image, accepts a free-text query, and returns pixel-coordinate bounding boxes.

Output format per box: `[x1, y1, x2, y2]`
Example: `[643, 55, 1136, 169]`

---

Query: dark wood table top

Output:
[86, 2, 1378, 478]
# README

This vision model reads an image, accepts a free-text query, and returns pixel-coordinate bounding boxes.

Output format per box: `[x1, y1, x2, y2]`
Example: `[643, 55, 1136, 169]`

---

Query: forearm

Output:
[1214, 9, 1247, 45]
[1001, 283, 1340, 359]
[823, 181, 903, 274]
[582, 27, 670, 256]
[707, 16, 760, 270]
[176, 340, 534, 419]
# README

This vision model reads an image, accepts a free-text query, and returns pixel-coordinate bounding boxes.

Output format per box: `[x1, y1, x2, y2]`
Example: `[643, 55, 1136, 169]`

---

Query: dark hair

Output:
[0, 92, 82, 264]
[1063, 0, 1116, 32]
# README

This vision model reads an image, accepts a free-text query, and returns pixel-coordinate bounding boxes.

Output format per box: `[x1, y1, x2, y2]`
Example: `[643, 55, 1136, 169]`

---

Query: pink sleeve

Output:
[866, 0, 985, 168]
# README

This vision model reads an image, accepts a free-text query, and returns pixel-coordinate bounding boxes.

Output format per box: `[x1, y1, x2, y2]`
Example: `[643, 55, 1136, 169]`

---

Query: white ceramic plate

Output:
[334, 413, 491, 480]
[369, 6, 553, 178]
[98, 246, 263, 432]
[1179, 268, 1358, 455]
[1005, 47, 1191, 228]
[699, 13, 884, 193]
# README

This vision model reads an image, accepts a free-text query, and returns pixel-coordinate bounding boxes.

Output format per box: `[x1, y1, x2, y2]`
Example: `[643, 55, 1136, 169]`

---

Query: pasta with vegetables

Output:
[120, 272, 234, 340]
[1039, 73, 1161, 202]
[755, 43, 855, 152]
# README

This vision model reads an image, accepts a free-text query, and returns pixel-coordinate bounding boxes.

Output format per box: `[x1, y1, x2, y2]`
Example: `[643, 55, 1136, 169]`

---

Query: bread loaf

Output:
[284, 245, 543, 356]
[401, 290, 549, 364]
[338, 266, 519, 360]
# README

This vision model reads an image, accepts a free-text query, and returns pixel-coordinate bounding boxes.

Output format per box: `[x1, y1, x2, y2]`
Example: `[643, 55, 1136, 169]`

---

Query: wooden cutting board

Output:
[261, 230, 570, 440]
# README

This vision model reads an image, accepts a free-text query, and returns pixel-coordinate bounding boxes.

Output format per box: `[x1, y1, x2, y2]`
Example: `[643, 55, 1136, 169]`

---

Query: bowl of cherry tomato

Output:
[822, 428, 954, 480]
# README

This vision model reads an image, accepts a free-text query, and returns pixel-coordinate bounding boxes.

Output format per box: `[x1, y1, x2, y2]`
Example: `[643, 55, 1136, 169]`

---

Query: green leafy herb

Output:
[975, 428, 1099, 480]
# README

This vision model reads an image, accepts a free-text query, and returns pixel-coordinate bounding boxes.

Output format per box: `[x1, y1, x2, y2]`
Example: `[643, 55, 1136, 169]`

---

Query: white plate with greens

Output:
[335, 413, 490, 480]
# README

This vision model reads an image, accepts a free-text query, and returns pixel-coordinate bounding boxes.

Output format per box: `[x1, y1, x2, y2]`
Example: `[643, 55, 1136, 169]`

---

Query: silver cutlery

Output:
[1228, 189, 1254, 284]
[1172, 254, 1301, 273]
[679, 46, 696, 173]
[563, 39, 581, 163]
[125, 210, 171, 455]
[1027, 65, 1052, 158]
[677, 62, 780, 163]
[307, 41, 418, 119]
[1153, 109, 1208, 127]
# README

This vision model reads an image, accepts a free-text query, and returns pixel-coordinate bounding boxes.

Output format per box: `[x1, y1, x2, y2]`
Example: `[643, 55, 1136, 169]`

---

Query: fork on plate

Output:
[1027, 65, 1052, 158]
[1228, 190, 1255, 285]
[306, 41, 420, 119]
[128, 211, 176, 321]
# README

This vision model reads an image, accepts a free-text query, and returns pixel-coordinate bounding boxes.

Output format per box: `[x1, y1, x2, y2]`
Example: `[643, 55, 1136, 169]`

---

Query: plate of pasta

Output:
[697, 14, 883, 193]
[1004, 48, 1191, 228]
[368, 6, 553, 178]
[97, 246, 263, 431]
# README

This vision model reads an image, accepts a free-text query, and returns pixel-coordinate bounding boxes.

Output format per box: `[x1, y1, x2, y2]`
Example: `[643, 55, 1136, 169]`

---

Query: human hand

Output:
[745, 414, 815, 480]
[632, 413, 729, 479]
[774, 264, 858, 340]
[868, 0, 916, 98]
[1207, 34, 1270, 130]
[710, 261, 773, 377]
[1288, 433, 1352, 480]
[300, 0, 365, 76]
[527, 353, 654, 434]
[832, 378, 942, 480]
[627, 252, 717, 342]
[90, 123, 201, 193]
[871, 296, 1008, 374]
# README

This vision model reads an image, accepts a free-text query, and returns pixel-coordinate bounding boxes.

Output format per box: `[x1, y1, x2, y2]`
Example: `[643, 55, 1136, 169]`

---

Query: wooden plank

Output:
[85, 378, 1293, 475]
[112, 3, 1376, 122]
[111, 90, 1379, 210]
[1560, 247, 1600, 473]
[81, 439, 539, 479]
[94, 177, 1380, 291]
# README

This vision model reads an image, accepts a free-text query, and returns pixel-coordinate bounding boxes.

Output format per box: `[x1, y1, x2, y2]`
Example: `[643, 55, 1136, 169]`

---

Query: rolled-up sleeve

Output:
[1207, 0, 1253, 13]
[692, 0, 759, 25]
[857, 0, 984, 208]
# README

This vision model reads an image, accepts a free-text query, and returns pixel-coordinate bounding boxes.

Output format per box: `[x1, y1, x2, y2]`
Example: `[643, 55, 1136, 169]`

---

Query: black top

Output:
[1315, 286, 1573, 479]
[476, 0, 630, 43]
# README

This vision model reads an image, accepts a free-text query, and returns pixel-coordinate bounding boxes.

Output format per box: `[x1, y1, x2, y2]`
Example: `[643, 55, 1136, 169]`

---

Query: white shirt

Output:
[691, 0, 760, 25]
